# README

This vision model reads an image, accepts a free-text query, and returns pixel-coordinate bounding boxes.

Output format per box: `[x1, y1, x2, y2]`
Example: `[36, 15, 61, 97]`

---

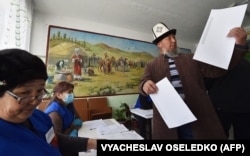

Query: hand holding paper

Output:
[193, 4, 248, 69]
[227, 27, 248, 45]
[150, 77, 197, 129]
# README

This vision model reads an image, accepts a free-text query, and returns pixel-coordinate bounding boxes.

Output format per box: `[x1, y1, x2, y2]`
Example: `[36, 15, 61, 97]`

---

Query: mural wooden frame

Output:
[45, 25, 158, 97]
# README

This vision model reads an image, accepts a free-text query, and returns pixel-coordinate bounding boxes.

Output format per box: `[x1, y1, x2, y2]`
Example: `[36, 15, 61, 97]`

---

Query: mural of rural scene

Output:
[46, 26, 159, 97]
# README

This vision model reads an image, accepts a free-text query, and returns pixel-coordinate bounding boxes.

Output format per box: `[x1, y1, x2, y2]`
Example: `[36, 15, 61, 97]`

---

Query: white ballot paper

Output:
[193, 4, 248, 69]
[96, 124, 128, 135]
[150, 77, 197, 128]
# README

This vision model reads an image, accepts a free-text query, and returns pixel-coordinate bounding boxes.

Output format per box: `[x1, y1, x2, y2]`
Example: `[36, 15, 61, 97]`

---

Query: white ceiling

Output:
[32, 0, 250, 44]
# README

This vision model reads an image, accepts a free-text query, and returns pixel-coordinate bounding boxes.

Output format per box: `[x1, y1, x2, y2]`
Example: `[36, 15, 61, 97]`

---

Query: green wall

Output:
[107, 94, 139, 118]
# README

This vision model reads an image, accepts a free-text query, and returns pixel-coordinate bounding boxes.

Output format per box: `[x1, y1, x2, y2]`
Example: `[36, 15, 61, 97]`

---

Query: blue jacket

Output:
[0, 109, 61, 156]
[44, 101, 75, 131]
[134, 94, 153, 109]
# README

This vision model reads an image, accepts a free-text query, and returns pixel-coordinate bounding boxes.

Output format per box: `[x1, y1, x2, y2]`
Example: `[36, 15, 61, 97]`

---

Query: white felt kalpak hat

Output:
[152, 22, 176, 45]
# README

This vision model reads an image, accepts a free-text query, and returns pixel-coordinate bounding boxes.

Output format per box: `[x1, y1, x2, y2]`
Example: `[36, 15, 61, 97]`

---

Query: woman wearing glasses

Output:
[0, 49, 96, 156]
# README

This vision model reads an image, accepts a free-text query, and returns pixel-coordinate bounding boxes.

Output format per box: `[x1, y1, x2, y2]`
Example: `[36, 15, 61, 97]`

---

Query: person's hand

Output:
[227, 27, 247, 46]
[73, 118, 83, 126]
[142, 80, 158, 95]
[69, 129, 78, 137]
[87, 139, 97, 150]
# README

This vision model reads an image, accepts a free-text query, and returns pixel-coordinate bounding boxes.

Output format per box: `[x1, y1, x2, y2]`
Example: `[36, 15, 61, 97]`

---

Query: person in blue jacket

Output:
[44, 81, 83, 137]
[134, 94, 153, 139]
[0, 48, 96, 156]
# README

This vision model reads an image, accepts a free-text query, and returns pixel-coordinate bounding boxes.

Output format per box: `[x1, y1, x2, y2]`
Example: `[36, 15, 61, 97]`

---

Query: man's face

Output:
[157, 34, 177, 53]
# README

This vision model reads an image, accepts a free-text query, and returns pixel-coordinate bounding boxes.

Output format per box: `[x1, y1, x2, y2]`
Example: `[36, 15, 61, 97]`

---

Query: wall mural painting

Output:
[45, 25, 159, 97]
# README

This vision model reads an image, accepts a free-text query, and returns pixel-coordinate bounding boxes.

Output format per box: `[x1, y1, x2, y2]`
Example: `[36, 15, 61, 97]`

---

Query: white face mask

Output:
[63, 93, 74, 104]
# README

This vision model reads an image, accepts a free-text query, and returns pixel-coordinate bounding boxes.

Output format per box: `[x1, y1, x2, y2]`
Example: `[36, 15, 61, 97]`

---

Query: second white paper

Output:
[193, 4, 247, 69]
[150, 77, 197, 128]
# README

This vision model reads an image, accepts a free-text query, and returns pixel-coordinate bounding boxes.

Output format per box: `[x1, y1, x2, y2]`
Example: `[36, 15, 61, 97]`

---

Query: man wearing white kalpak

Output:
[139, 22, 248, 139]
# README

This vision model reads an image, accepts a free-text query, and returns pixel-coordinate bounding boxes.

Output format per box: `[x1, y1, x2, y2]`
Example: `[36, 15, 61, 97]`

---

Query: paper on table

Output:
[79, 149, 97, 156]
[103, 131, 144, 140]
[83, 119, 106, 130]
[150, 77, 197, 128]
[96, 124, 128, 135]
[130, 108, 153, 119]
[193, 4, 248, 69]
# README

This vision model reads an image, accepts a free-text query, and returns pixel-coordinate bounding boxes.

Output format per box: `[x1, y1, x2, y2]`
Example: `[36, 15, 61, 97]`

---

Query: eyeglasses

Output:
[6, 89, 49, 105]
